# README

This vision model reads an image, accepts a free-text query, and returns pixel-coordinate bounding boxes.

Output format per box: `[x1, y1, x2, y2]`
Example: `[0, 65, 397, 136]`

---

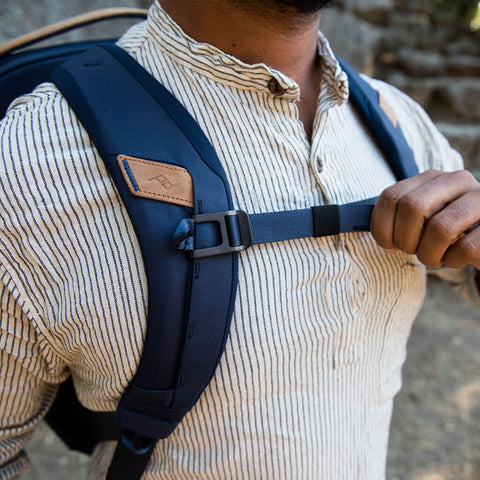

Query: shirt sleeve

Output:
[0, 271, 61, 479]
[366, 76, 464, 173]
[0, 88, 69, 479]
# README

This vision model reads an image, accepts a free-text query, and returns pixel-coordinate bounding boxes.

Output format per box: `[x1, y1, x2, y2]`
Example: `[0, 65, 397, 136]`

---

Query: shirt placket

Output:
[310, 85, 349, 205]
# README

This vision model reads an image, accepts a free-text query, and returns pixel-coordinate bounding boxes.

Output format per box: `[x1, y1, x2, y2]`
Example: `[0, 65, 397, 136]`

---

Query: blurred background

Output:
[0, 0, 479, 478]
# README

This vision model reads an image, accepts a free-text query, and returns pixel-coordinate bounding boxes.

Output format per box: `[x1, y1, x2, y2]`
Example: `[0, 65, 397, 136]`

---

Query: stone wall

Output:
[322, 0, 480, 171]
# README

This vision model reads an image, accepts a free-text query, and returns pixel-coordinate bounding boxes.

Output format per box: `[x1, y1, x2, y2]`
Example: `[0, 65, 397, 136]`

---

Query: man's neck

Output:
[160, 0, 321, 83]
[160, 0, 323, 139]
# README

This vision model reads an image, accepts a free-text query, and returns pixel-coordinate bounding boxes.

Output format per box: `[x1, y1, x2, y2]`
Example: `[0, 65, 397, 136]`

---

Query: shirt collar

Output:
[147, 1, 349, 105]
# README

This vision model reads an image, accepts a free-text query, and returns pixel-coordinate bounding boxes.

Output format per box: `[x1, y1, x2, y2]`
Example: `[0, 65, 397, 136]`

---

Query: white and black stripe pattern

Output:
[0, 1, 467, 479]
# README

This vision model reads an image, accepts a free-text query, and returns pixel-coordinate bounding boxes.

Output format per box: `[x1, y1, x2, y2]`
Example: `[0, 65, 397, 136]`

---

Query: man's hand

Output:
[371, 169, 480, 269]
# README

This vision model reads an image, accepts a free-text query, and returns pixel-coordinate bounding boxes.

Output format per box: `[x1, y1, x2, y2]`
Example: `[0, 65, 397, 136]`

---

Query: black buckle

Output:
[191, 210, 252, 259]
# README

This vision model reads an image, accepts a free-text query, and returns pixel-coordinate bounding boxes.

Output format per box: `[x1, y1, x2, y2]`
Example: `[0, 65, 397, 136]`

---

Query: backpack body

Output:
[0, 40, 103, 118]
[0, 7, 148, 117]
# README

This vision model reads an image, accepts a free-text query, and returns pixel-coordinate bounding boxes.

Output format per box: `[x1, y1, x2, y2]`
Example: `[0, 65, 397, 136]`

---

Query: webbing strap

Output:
[251, 200, 375, 244]
[183, 199, 376, 258]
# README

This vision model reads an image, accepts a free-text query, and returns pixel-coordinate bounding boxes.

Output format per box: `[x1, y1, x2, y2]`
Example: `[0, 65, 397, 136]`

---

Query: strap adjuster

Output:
[191, 210, 252, 259]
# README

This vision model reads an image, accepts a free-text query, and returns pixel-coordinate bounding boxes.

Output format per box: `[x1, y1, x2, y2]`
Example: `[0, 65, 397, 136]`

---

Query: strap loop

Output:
[122, 429, 155, 455]
[313, 205, 340, 238]
[106, 431, 156, 480]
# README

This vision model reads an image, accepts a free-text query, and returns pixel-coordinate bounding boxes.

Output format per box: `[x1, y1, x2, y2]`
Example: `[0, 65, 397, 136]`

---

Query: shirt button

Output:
[267, 77, 286, 96]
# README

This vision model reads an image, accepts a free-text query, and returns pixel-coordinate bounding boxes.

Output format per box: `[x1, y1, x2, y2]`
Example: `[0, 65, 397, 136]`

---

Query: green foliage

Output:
[433, 0, 479, 23]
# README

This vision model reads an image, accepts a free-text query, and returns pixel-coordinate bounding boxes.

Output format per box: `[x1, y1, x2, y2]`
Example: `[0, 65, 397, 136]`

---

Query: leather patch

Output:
[378, 93, 398, 128]
[118, 155, 194, 208]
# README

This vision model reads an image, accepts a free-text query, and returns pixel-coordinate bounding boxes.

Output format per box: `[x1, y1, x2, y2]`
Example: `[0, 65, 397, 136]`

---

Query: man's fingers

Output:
[393, 170, 480, 255]
[416, 190, 480, 267]
[371, 169, 480, 269]
[371, 169, 443, 249]
[442, 224, 480, 269]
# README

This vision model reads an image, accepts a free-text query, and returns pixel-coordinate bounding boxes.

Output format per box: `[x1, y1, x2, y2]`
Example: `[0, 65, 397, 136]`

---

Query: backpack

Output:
[0, 9, 419, 480]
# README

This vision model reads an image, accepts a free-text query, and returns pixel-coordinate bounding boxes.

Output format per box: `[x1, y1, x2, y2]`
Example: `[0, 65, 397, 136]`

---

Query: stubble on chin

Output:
[227, 0, 335, 17]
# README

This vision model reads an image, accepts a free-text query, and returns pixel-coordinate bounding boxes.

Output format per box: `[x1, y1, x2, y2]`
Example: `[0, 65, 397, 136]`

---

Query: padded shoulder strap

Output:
[52, 43, 239, 443]
[339, 59, 419, 180]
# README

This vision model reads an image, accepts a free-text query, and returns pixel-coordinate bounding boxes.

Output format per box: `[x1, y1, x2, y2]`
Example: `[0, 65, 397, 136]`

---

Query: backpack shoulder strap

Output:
[52, 43, 240, 477]
[338, 59, 419, 180]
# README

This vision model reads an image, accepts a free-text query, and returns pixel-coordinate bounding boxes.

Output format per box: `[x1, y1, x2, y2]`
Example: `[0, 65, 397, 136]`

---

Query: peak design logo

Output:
[118, 155, 194, 208]
[148, 174, 180, 190]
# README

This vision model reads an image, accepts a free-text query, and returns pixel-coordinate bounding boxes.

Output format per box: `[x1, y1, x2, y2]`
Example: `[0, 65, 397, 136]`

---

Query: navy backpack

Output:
[0, 9, 419, 479]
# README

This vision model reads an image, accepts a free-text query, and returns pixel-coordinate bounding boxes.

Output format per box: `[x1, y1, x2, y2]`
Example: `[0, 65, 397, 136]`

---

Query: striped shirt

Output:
[0, 2, 475, 479]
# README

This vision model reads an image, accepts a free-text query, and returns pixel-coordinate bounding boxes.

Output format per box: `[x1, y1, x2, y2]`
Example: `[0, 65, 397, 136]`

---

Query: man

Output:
[0, 0, 479, 478]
